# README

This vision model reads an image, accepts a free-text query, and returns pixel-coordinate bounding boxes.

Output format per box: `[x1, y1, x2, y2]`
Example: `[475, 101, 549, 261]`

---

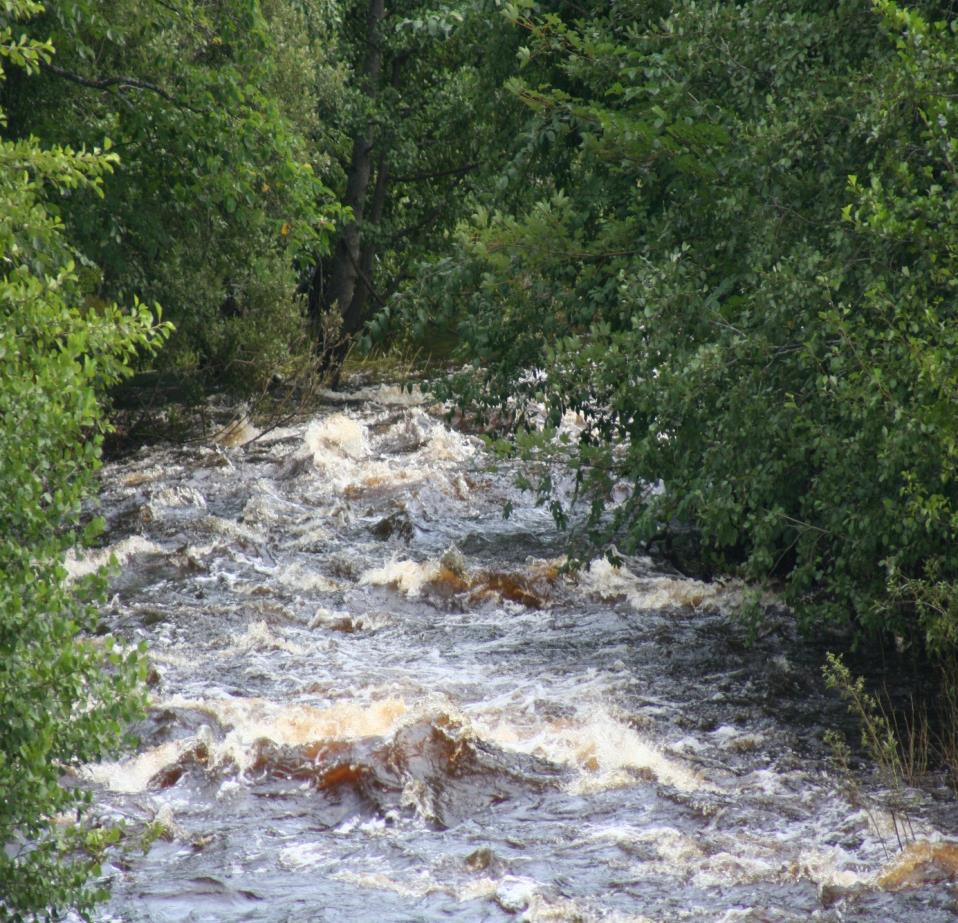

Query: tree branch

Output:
[391, 203, 446, 242]
[391, 161, 479, 184]
[345, 245, 390, 311]
[42, 62, 203, 113]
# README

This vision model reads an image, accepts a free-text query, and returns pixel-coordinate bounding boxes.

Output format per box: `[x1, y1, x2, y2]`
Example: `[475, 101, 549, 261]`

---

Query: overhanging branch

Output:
[42, 62, 203, 113]
[391, 161, 479, 184]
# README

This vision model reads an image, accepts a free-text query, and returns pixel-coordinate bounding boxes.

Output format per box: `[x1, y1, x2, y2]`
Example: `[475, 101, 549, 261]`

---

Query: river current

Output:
[70, 383, 958, 921]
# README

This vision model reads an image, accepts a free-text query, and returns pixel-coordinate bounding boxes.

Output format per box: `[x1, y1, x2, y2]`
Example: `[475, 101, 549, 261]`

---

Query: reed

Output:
[823, 653, 918, 853]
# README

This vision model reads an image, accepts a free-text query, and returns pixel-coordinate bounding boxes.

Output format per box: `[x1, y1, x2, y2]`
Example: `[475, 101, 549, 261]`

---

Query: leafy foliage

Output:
[0, 3, 169, 917]
[408, 0, 958, 651]
[3, 0, 342, 390]
[311, 0, 527, 362]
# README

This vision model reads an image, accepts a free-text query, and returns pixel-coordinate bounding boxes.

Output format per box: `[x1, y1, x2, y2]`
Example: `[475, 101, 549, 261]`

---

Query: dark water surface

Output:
[71, 385, 958, 922]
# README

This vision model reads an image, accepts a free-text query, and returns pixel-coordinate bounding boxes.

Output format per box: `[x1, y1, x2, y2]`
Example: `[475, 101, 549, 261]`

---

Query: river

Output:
[70, 383, 958, 921]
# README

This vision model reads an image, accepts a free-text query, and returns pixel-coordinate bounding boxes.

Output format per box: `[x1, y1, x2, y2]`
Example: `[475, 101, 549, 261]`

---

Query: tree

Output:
[2, 0, 341, 392]
[408, 0, 958, 653]
[0, 3, 168, 917]
[307, 0, 522, 375]
[308, 0, 385, 367]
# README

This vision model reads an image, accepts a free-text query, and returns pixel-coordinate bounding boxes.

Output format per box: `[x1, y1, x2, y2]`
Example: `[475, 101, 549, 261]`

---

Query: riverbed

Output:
[74, 383, 958, 921]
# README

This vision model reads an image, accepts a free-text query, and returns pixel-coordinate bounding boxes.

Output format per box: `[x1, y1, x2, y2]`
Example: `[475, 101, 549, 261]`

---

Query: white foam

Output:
[715, 911, 760, 923]
[462, 873, 658, 922]
[557, 409, 588, 439]
[146, 647, 197, 669]
[84, 696, 412, 793]
[359, 558, 442, 597]
[299, 420, 438, 499]
[84, 740, 185, 793]
[797, 847, 872, 889]
[591, 824, 874, 900]
[278, 842, 336, 870]
[196, 515, 266, 544]
[273, 562, 340, 593]
[64, 535, 165, 581]
[637, 826, 707, 864]
[495, 875, 538, 912]
[692, 851, 779, 888]
[182, 540, 218, 560]
[475, 708, 710, 794]
[118, 465, 168, 489]
[331, 869, 441, 900]
[305, 414, 368, 462]
[216, 779, 242, 800]
[850, 803, 935, 843]
[152, 802, 177, 834]
[671, 735, 708, 755]
[711, 725, 765, 752]
[320, 383, 428, 407]
[213, 416, 260, 447]
[240, 491, 286, 526]
[458, 877, 500, 902]
[523, 894, 658, 923]
[218, 695, 407, 746]
[283, 520, 333, 552]
[284, 407, 482, 504]
[581, 558, 727, 611]
[401, 777, 439, 823]
[423, 426, 477, 463]
[381, 411, 430, 448]
[738, 767, 788, 796]
[309, 607, 390, 632]
[232, 620, 305, 655]
[147, 485, 207, 510]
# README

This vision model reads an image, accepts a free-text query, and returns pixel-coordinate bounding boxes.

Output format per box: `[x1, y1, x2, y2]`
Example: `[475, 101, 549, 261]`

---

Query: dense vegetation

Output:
[0, 2, 168, 916]
[1, 0, 344, 392]
[408, 0, 958, 654]
[5, 0, 958, 915]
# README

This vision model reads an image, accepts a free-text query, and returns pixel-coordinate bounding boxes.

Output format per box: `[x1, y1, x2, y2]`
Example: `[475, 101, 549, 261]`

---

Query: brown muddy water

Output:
[69, 384, 958, 922]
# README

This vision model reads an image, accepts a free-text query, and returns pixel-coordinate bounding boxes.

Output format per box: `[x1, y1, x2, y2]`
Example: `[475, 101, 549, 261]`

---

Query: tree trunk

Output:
[347, 150, 389, 331]
[309, 0, 385, 375]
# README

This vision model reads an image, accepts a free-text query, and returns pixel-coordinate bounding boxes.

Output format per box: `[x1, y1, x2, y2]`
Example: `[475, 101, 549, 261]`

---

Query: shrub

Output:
[418, 0, 958, 652]
[0, 3, 169, 917]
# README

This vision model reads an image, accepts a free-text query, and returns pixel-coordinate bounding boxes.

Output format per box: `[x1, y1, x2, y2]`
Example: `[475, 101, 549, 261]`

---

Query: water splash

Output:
[80, 395, 958, 923]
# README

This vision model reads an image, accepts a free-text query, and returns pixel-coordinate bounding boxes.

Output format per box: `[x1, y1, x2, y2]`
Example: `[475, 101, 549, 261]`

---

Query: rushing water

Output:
[70, 384, 958, 922]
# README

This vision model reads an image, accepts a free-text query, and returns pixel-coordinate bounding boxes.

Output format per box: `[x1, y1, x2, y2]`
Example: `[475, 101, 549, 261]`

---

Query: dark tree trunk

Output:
[347, 150, 389, 329]
[309, 0, 386, 376]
